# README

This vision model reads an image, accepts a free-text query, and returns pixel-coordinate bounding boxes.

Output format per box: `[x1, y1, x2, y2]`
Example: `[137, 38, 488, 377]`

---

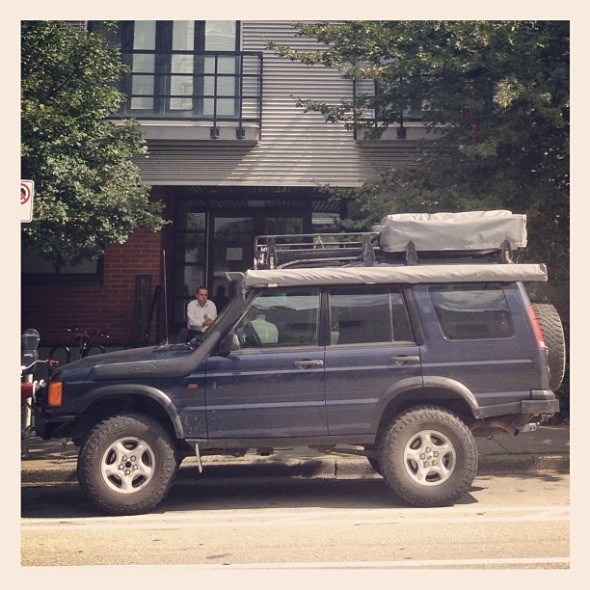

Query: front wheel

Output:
[379, 406, 478, 507]
[78, 413, 177, 515]
[364, 446, 382, 475]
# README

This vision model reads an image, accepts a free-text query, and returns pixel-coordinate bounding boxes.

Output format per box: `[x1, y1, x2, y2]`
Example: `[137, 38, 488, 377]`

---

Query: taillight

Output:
[528, 305, 547, 350]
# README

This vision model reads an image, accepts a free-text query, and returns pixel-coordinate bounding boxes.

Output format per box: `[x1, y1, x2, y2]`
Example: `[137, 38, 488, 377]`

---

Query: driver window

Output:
[235, 288, 320, 348]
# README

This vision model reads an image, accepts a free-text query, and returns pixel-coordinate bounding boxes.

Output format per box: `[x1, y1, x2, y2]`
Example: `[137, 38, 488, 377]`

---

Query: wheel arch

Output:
[72, 385, 184, 446]
[373, 376, 480, 442]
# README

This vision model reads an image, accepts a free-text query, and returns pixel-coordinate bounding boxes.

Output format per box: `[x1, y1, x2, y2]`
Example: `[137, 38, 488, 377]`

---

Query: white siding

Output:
[139, 21, 420, 187]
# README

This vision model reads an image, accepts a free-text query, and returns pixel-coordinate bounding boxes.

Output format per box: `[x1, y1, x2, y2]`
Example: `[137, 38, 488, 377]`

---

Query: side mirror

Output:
[219, 331, 240, 356]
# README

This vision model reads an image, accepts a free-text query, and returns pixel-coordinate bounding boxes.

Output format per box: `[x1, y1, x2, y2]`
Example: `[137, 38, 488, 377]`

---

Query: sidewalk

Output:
[21, 424, 570, 485]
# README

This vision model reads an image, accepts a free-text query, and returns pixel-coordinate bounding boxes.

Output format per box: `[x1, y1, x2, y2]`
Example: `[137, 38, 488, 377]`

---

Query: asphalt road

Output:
[21, 471, 569, 569]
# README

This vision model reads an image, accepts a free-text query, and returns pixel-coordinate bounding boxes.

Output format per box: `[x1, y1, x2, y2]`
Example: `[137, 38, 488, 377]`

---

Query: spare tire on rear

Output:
[533, 303, 566, 390]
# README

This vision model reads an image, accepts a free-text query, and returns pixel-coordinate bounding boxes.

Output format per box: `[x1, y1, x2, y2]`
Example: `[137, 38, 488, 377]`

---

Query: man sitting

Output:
[180, 286, 217, 343]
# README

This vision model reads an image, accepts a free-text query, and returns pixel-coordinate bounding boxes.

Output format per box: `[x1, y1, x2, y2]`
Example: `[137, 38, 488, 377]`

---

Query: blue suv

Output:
[32, 211, 565, 515]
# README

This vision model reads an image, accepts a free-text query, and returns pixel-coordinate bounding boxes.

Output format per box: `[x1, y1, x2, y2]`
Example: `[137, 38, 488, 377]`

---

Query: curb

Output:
[20, 452, 570, 486]
[476, 453, 569, 474]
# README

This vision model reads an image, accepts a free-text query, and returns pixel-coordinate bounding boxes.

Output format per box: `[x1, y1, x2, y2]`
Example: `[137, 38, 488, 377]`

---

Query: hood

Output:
[87, 295, 247, 381]
[51, 343, 191, 381]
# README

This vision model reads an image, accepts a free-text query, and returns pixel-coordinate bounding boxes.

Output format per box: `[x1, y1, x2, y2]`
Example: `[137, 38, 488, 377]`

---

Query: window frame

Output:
[21, 247, 104, 285]
[428, 283, 516, 341]
[95, 20, 242, 120]
[326, 284, 415, 346]
[234, 287, 322, 349]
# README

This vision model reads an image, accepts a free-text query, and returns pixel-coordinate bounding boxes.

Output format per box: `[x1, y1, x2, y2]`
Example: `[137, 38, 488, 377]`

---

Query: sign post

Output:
[20, 180, 35, 223]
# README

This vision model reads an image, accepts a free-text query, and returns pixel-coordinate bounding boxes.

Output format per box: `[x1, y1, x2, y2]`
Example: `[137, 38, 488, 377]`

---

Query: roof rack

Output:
[254, 232, 380, 270]
[254, 233, 517, 269]
[254, 211, 527, 270]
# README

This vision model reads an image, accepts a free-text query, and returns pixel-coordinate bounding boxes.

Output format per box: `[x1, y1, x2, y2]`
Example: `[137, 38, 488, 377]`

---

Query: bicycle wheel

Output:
[85, 345, 106, 357]
[47, 346, 71, 367]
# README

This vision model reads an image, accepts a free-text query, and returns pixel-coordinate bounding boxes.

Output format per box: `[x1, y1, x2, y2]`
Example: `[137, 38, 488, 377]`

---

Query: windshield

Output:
[200, 293, 243, 341]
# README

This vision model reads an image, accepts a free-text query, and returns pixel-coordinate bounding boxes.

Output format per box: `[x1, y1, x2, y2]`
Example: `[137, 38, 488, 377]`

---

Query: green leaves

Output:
[278, 21, 569, 293]
[21, 21, 165, 268]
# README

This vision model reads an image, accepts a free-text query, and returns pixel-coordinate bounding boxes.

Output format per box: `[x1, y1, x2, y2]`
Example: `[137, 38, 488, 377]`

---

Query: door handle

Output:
[390, 355, 420, 364]
[294, 359, 324, 368]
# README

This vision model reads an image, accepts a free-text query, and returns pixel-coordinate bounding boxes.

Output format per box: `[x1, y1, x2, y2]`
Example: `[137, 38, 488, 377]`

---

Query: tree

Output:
[272, 21, 569, 291]
[21, 21, 166, 270]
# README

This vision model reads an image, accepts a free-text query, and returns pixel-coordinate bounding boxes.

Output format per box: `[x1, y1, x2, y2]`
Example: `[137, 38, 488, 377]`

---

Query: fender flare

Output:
[76, 384, 185, 439]
[371, 375, 480, 431]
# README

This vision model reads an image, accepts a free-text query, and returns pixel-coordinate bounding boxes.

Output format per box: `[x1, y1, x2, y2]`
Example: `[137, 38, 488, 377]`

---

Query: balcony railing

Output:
[352, 79, 425, 140]
[116, 51, 263, 139]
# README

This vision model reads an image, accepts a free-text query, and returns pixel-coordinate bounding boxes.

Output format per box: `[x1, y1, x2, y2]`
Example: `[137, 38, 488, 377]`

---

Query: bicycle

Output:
[48, 328, 110, 366]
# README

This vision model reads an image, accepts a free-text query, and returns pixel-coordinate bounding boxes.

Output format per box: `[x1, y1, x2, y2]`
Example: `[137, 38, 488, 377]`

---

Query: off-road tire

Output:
[533, 303, 566, 390]
[77, 412, 177, 516]
[379, 406, 478, 507]
[364, 446, 382, 475]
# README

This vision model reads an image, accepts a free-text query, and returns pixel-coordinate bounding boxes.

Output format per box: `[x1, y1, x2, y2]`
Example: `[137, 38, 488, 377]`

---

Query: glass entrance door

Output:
[210, 216, 305, 306]
[211, 216, 254, 305]
[173, 200, 306, 333]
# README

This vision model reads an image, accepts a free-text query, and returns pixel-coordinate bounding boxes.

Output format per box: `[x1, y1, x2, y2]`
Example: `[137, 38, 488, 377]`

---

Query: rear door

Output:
[415, 282, 541, 408]
[324, 284, 422, 435]
[204, 287, 328, 438]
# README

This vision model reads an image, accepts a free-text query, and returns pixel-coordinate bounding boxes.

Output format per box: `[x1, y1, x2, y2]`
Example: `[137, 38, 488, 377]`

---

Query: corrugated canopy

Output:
[239, 264, 548, 288]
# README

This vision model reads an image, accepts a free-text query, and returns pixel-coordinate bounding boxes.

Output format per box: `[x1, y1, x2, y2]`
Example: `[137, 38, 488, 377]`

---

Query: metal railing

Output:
[116, 51, 263, 138]
[352, 79, 424, 140]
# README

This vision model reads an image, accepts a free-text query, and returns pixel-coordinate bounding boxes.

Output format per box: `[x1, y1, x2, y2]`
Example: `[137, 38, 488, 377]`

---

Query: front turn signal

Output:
[48, 382, 63, 407]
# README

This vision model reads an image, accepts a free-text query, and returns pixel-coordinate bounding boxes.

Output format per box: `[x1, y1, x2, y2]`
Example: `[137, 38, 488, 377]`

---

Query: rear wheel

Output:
[78, 412, 177, 515]
[85, 345, 106, 358]
[379, 406, 478, 507]
[47, 346, 71, 367]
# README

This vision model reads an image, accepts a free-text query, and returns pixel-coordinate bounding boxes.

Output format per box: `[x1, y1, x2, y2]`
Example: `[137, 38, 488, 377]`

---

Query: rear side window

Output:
[429, 284, 514, 340]
[328, 285, 414, 344]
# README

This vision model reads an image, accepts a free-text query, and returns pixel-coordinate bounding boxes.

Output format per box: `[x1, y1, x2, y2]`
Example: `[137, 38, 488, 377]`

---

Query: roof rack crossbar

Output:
[254, 232, 379, 269]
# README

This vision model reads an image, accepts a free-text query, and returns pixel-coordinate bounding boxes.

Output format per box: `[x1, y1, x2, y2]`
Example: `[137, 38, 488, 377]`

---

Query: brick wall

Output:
[21, 228, 164, 348]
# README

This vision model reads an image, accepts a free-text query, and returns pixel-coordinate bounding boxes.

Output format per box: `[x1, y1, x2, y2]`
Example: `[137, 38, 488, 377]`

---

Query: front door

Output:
[204, 287, 328, 438]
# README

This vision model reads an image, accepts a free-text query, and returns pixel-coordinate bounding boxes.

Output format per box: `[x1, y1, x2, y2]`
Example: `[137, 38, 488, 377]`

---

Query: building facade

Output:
[21, 21, 427, 348]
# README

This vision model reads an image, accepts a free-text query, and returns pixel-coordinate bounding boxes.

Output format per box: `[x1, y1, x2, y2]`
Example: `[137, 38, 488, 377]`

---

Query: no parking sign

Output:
[20, 180, 34, 223]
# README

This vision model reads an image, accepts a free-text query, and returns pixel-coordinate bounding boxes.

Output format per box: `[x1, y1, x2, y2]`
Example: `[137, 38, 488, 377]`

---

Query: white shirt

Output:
[187, 299, 217, 331]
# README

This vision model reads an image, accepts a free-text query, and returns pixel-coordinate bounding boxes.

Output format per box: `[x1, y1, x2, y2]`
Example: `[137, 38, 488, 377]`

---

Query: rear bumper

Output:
[474, 395, 560, 420]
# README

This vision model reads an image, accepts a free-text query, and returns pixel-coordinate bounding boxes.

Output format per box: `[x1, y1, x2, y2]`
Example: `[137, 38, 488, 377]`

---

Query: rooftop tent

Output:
[374, 210, 527, 253]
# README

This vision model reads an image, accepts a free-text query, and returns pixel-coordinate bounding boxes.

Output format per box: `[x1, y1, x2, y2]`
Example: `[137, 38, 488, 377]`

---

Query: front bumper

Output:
[34, 413, 76, 440]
